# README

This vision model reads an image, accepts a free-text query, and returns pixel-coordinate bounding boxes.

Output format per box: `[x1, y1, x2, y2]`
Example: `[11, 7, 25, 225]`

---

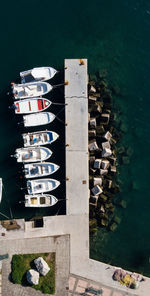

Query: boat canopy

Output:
[32, 68, 50, 79]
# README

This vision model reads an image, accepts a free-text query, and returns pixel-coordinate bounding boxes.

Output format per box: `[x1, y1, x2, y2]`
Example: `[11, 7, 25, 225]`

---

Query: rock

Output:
[90, 195, 98, 205]
[110, 222, 117, 232]
[89, 156, 95, 166]
[100, 113, 110, 125]
[89, 130, 96, 138]
[89, 95, 97, 102]
[101, 159, 110, 170]
[104, 179, 112, 188]
[122, 156, 130, 165]
[102, 148, 112, 157]
[110, 166, 116, 174]
[90, 118, 96, 128]
[113, 216, 121, 224]
[99, 169, 108, 176]
[34, 257, 50, 276]
[90, 85, 96, 93]
[103, 131, 112, 141]
[26, 269, 39, 285]
[91, 185, 103, 196]
[100, 205, 105, 213]
[102, 141, 111, 150]
[117, 199, 127, 208]
[108, 156, 116, 166]
[96, 125, 105, 135]
[101, 219, 108, 227]
[99, 194, 108, 201]
[94, 159, 102, 169]
[88, 141, 99, 151]
[94, 177, 102, 186]
[98, 69, 107, 79]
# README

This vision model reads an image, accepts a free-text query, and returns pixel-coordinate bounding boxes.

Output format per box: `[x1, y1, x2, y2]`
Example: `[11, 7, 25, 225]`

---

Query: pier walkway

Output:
[0, 59, 150, 296]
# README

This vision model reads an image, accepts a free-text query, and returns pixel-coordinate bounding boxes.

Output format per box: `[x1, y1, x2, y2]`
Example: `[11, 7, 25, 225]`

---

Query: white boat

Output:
[24, 162, 60, 178]
[27, 178, 60, 194]
[20, 67, 57, 83]
[0, 178, 2, 203]
[23, 112, 55, 127]
[14, 147, 52, 163]
[12, 81, 52, 99]
[23, 130, 59, 147]
[14, 98, 51, 114]
[25, 194, 58, 207]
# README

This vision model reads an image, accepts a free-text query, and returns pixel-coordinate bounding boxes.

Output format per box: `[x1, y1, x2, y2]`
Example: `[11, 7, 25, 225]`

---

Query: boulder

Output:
[90, 118, 96, 128]
[34, 257, 50, 276]
[26, 269, 39, 285]
[99, 169, 108, 176]
[88, 141, 99, 151]
[89, 96, 97, 102]
[89, 130, 96, 138]
[103, 131, 112, 141]
[90, 85, 96, 93]
[94, 177, 102, 186]
[110, 222, 117, 232]
[102, 141, 111, 150]
[101, 160, 110, 170]
[110, 166, 117, 174]
[94, 159, 102, 169]
[102, 148, 112, 157]
[91, 185, 103, 196]
[100, 113, 110, 125]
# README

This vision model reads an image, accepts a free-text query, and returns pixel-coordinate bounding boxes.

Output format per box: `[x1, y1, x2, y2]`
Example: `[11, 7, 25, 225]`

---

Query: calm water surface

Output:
[0, 0, 150, 276]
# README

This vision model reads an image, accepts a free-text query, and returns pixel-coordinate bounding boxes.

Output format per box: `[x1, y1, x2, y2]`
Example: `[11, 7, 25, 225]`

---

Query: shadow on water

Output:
[0, 71, 66, 220]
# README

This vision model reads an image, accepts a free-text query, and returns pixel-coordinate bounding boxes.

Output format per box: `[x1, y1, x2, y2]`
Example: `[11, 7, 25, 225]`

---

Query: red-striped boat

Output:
[13, 98, 51, 114]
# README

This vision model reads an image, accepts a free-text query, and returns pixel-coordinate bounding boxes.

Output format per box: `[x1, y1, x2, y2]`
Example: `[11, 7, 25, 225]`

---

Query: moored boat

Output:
[23, 112, 55, 127]
[14, 147, 52, 163]
[20, 67, 57, 83]
[23, 130, 59, 147]
[27, 178, 60, 194]
[25, 194, 58, 207]
[24, 162, 60, 178]
[12, 81, 52, 99]
[13, 98, 51, 114]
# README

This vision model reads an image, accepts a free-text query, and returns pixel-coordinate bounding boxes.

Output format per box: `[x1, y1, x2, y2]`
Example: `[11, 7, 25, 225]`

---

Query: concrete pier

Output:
[0, 59, 150, 296]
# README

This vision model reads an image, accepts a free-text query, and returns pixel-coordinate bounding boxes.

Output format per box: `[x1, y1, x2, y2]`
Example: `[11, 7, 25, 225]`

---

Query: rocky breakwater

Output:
[88, 74, 125, 234]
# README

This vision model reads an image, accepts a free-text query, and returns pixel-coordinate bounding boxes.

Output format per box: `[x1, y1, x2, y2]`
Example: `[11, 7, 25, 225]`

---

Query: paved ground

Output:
[0, 235, 69, 296]
[68, 274, 138, 296]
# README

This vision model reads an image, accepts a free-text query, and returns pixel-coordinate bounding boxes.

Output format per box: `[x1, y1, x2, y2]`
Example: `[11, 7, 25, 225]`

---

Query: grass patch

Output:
[11, 253, 55, 294]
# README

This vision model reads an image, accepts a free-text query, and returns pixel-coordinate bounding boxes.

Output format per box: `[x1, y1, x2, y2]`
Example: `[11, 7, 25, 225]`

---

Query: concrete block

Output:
[89, 141, 99, 151]
[94, 177, 102, 186]
[91, 185, 103, 195]
[102, 141, 111, 150]
[101, 159, 110, 170]
[102, 148, 112, 157]
[94, 159, 102, 169]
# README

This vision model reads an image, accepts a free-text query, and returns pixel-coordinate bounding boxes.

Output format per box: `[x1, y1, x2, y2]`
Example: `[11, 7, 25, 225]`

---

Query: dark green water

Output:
[0, 0, 150, 276]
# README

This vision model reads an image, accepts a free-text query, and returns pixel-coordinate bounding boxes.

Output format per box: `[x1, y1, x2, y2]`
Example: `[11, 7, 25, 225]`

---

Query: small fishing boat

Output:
[12, 81, 52, 99]
[25, 194, 58, 207]
[23, 130, 59, 147]
[24, 162, 60, 178]
[13, 98, 51, 114]
[23, 112, 55, 127]
[0, 178, 2, 203]
[27, 178, 60, 194]
[20, 67, 57, 83]
[14, 147, 52, 163]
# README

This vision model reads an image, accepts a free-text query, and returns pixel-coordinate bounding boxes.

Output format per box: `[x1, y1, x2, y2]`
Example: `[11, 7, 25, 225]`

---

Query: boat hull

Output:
[14, 98, 51, 114]
[20, 67, 57, 83]
[24, 162, 60, 178]
[23, 112, 55, 127]
[27, 178, 60, 194]
[23, 130, 59, 147]
[15, 147, 52, 163]
[25, 194, 58, 207]
[12, 82, 52, 99]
